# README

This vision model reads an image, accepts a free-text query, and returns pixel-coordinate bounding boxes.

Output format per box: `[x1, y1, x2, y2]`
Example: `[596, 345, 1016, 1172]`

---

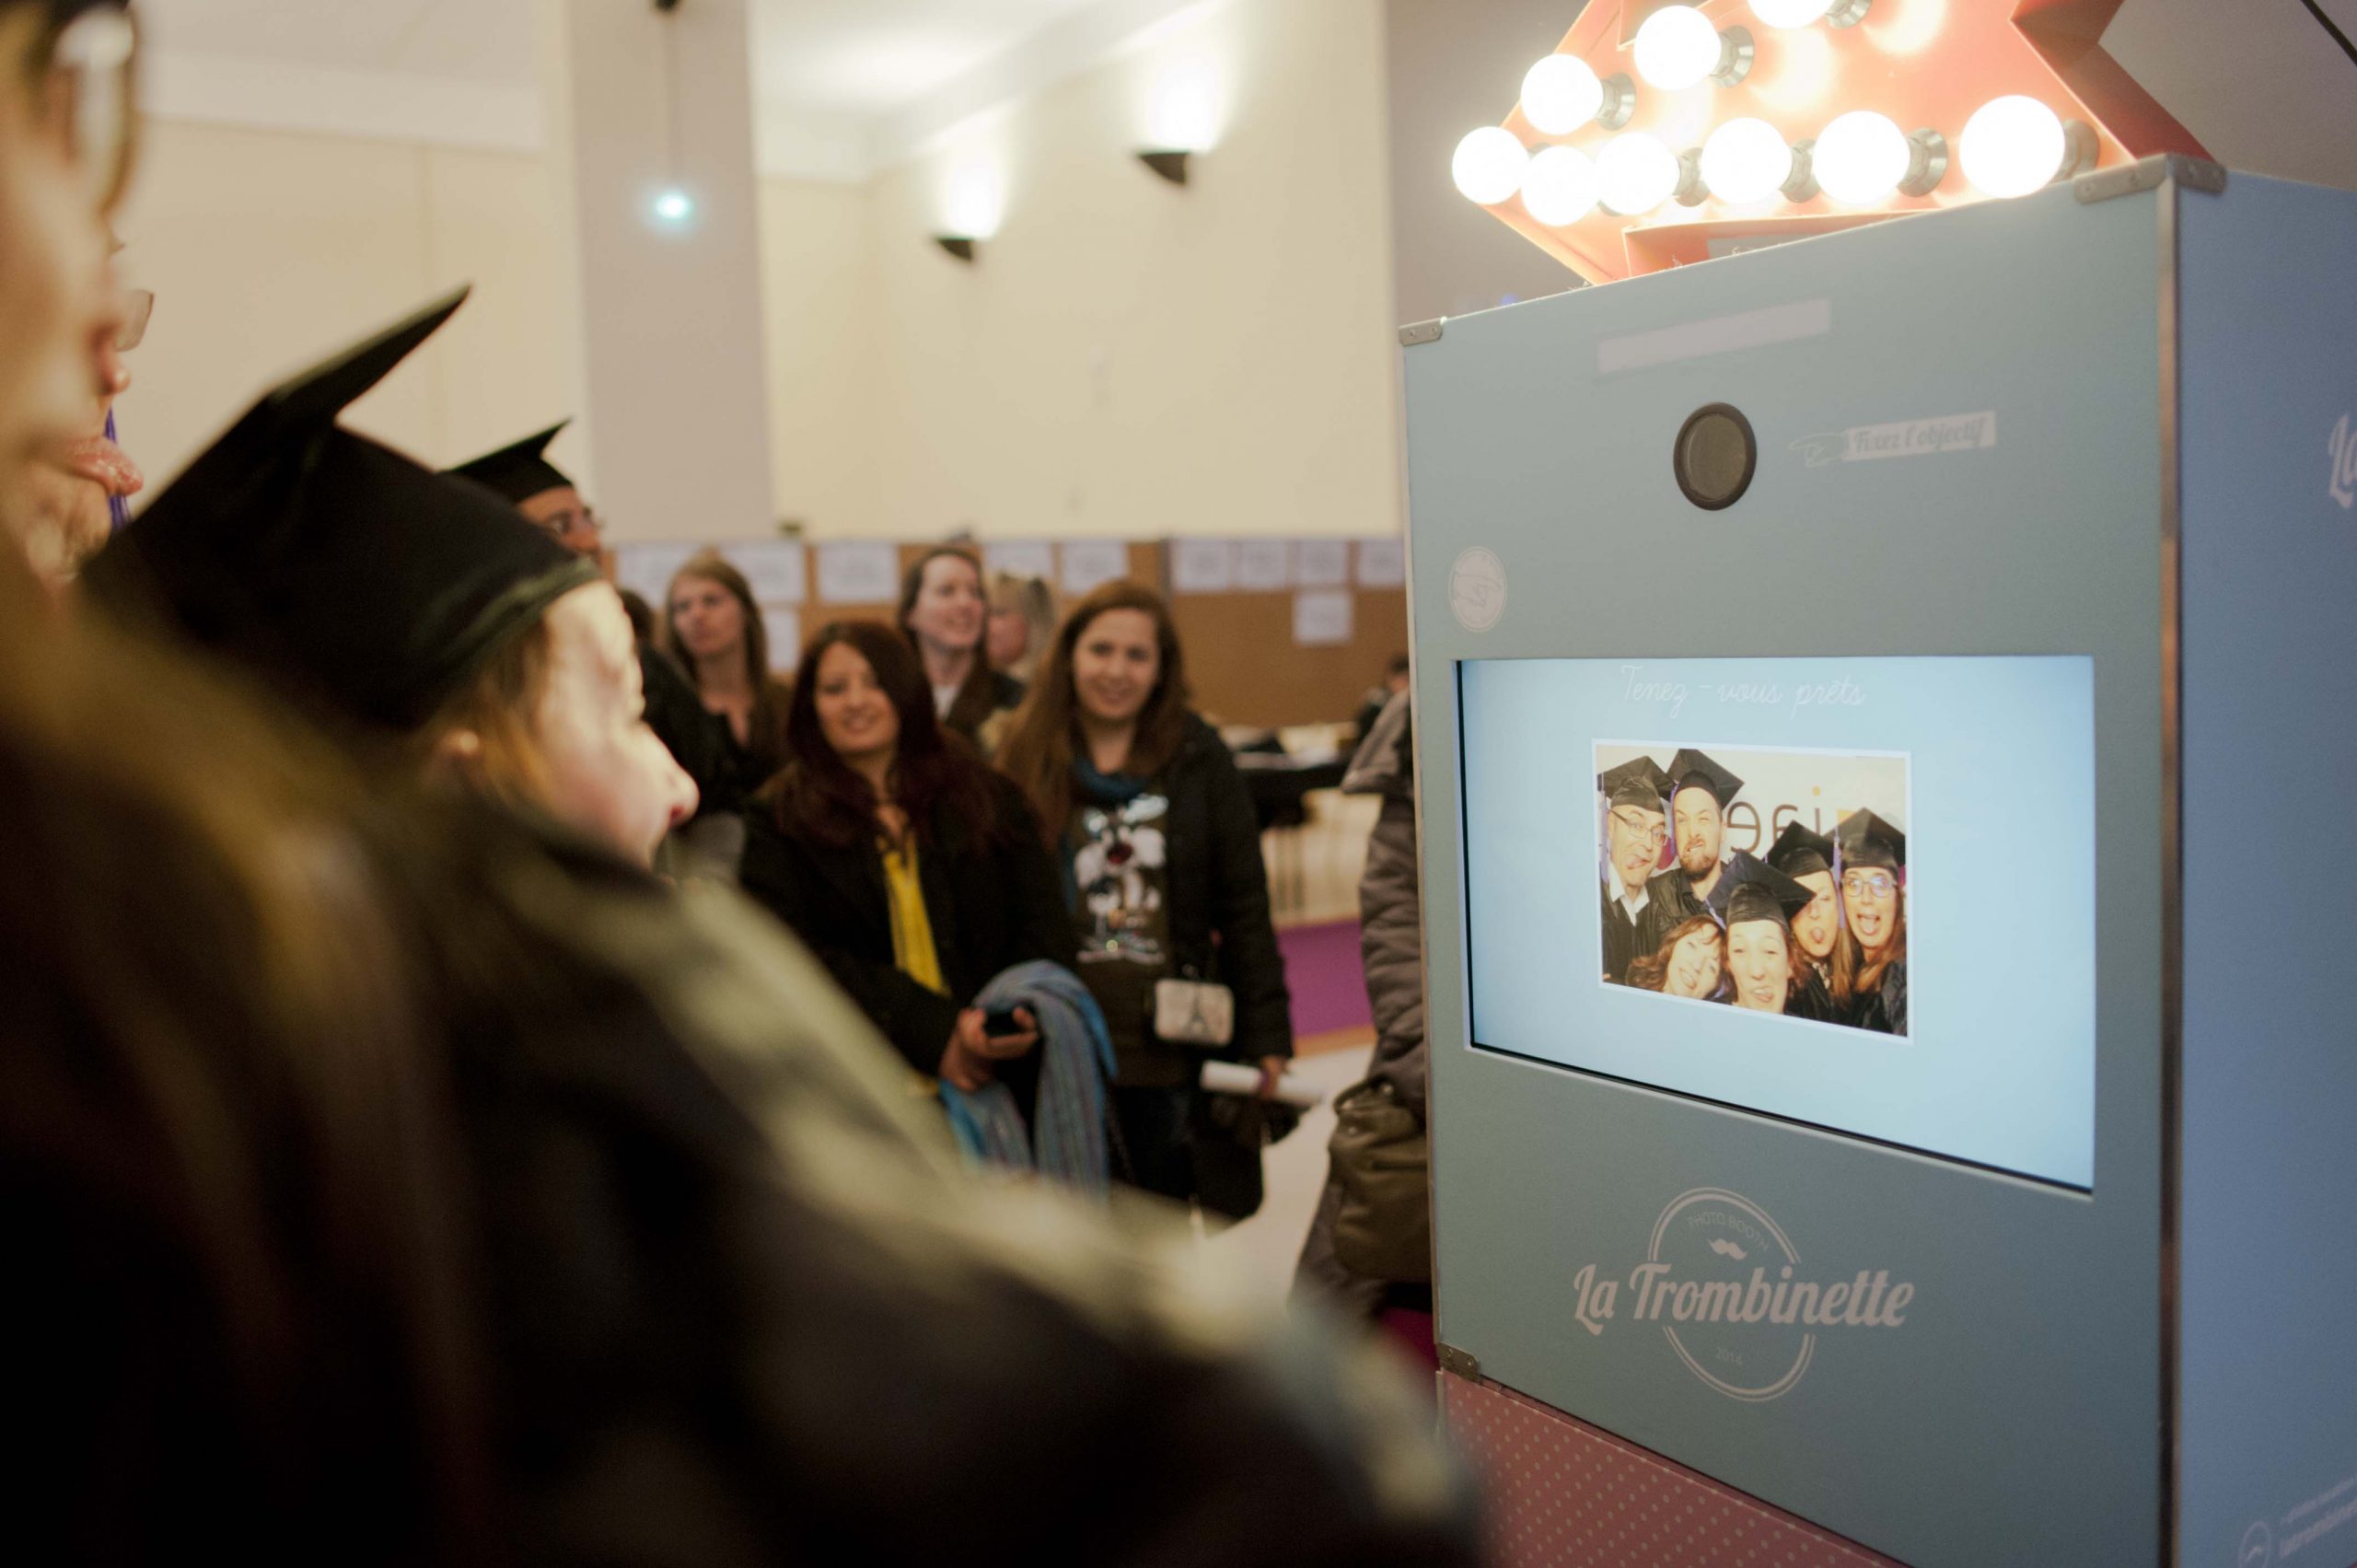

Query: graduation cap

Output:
[1721, 860, 1815, 931]
[86, 288, 599, 734]
[1835, 809, 1908, 872]
[447, 420, 575, 506]
[1765, 819, 1835, 880]
[1666, 747, 1743, 809]
[1597, 755, 1672, 815]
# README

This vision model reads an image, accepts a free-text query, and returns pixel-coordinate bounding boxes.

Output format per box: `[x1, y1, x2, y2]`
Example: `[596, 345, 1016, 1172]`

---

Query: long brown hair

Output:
[1625, 914, 1726, 997]
[409, 615, 555, 817]
[898, 545, 999, 737]
[14, 551, 490, 1557]
[664, 550, 790, 763]
[997, 580, 1190, 843]
[769, 619, 1002, 851]
[1829, 882, 1908, 1005]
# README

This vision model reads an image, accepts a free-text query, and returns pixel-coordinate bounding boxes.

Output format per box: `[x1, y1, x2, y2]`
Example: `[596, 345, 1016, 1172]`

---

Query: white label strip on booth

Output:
[1295, 539, 1351, 587]
[1294, 587, 1353, 646]
[1356, 538, 1406, 588]
[983, 540, 1056, 580]
[732, 539, 807, 605]
[815, 540, 900, 603]
[1059, 540, 1130, 595]
[1171, 538, 1237, 594]
[1596, 299, 1832, 377]
[1237, 539, 1291, 591]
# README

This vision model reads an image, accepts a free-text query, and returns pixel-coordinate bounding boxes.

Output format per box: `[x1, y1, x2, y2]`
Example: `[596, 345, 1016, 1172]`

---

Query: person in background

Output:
[901, 544, 1023, 743]
[1832, 809, 1910, 1034]
[1768, 819, 1840, 1022]
[998, 581, 1294, 1216]
[1626, 913, 1730, 1002]
[1295, 686, 1437, 1366]
[446, 421, 726, 820]
[740, 621, 1112, 1179]
[665, 547, 793, 811]
[985, 567, 1055, 684]
[1352, 652, 1410, 746]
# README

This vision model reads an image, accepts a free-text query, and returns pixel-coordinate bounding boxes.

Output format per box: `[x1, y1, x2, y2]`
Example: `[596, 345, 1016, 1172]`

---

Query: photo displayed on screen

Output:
[1457, 656, 2096, 1189]
[1596, 744, 1909, 1037]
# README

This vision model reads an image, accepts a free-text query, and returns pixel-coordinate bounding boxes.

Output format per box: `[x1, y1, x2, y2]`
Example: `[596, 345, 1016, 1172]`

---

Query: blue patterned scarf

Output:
[940, 959, 1119, 1196]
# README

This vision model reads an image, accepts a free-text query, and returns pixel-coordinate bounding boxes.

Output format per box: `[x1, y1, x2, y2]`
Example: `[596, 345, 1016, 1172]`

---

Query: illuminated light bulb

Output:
[1699, 118, 1796, 203]
[1813, 110, 1909, 203]
[1148, 60, 1221, 153]
[1596, 133, 1682, 215]
[1634, 6, 1751, 91]
[649, 187, 696, 230]
[1959, 96, 2082, 197]
[945, 161, 1005, 239]
[1520, 145, 1601, 226]
[1521, 55, 1603, 134]
[1452, 126, 1530, 205]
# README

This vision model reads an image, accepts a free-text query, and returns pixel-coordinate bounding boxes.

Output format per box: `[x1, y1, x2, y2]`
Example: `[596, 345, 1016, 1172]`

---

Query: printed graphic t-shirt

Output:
[1066, 790, 1181, 1086]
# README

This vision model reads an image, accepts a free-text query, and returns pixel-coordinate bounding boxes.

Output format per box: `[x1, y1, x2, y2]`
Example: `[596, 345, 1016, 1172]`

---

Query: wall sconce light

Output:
[935, 160, 1004, 262]
[1139, 60, 1219, 187]
[935, 236, 978, 261]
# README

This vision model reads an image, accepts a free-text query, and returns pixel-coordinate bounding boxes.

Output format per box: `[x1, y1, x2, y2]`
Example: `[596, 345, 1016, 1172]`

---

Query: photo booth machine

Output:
[1403, 10, 2357, 1559]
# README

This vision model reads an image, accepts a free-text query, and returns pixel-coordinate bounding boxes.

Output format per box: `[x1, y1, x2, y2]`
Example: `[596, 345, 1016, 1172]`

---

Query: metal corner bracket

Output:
[1399, 319, 1446, 348]
[2075, 154, 2227, 205]
[1435, 1342, 1481, 1382]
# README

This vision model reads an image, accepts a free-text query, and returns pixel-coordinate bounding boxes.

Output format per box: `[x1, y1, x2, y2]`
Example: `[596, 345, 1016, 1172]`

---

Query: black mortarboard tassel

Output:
[1835, 809, 1908, 872]
[1597, 755, 1673, 814]
[87, 288, 598, 734]
[446, 420, 575, 505]
[1721, 860, 1815, 931]
[1666, 747, 1743, 809]
[1765, 819, 1835, 880]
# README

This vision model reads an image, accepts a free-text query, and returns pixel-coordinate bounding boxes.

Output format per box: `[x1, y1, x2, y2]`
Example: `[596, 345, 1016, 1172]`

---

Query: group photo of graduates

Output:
[1596, 744, 1910, 1037]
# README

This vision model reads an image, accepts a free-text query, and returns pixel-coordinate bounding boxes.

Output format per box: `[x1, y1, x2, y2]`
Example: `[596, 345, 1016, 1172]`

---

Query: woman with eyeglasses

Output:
[1830, 809, 1909, 1035]
[666, 549, 794, 811]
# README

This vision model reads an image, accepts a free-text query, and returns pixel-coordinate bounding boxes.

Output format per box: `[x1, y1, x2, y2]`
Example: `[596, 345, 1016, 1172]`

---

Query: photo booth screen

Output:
[1457, 656, 2096, 1189]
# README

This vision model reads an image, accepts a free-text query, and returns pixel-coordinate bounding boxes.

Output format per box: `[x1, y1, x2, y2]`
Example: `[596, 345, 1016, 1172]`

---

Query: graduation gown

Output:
[1601, 872, 1699, 985]
[1845, 958, 1909, 1036]
[1790, 962, 1838, 1024]
[1688, 848, 1771, 917]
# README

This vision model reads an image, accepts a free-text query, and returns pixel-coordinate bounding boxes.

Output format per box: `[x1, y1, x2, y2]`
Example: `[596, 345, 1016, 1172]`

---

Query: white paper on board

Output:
[1170, 539, 1237, 594]
[761, 607, 801, 671]
[983, 540, 1057, 580]
[615, 542, 699, 606]
[1356, 538, 1407, 588]
[1294, 588, 1353, 646]
[1294, 540, 1350, 587]
[815, 540, 900, 603]
[732, 540, 807, 605]
[1237, 540, 1291, 592]
[1060, 540, 1130, 595]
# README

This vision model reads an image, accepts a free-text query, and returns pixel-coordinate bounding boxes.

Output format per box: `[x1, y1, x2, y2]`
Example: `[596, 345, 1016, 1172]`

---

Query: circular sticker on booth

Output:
[1648, 1189, 1814, 1402]
[1449, 547, 1506, 632]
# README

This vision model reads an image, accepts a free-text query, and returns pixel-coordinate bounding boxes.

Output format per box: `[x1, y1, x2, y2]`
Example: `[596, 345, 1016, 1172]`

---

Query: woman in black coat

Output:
[997, 581, 1294, 1214]
[739, 620, 1075, 1114]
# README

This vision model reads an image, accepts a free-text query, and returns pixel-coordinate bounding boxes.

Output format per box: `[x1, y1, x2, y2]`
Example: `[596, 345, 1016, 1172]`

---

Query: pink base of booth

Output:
[1439, 1375, 1904, 1567]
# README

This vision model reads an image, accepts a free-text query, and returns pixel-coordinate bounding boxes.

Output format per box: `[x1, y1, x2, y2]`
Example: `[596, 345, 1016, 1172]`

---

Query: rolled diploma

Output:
[1199, 1060, 1325, 1109]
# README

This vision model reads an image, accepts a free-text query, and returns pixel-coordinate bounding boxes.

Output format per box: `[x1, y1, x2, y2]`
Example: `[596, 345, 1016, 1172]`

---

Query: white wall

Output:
[112, 0, 1406, 548]
[858, 0, 1401, 541]
[111, 121, 587, 498]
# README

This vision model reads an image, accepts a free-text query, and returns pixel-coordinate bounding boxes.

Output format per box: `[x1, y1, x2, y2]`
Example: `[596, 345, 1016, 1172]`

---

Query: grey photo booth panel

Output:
[1403, 167, 2357, 1565]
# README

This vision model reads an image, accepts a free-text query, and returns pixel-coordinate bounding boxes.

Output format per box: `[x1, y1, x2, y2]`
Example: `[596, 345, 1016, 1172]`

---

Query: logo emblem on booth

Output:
[2238, 1519, 2274, 1568]
[2330, 413, 2356, 511]
[1571, 1187, 1914, 1403]
[1449, 547, 1508, 632]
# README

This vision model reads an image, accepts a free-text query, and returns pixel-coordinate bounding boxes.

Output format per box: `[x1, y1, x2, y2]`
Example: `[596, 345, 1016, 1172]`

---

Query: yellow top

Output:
[880, 837, 946, 996]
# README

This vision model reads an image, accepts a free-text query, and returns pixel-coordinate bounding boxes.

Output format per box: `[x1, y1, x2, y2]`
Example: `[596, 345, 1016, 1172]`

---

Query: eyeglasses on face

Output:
[1609, 808, 1668, 851]
[47, 7, 138, 209]
[1840, 871, 1898, 899]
